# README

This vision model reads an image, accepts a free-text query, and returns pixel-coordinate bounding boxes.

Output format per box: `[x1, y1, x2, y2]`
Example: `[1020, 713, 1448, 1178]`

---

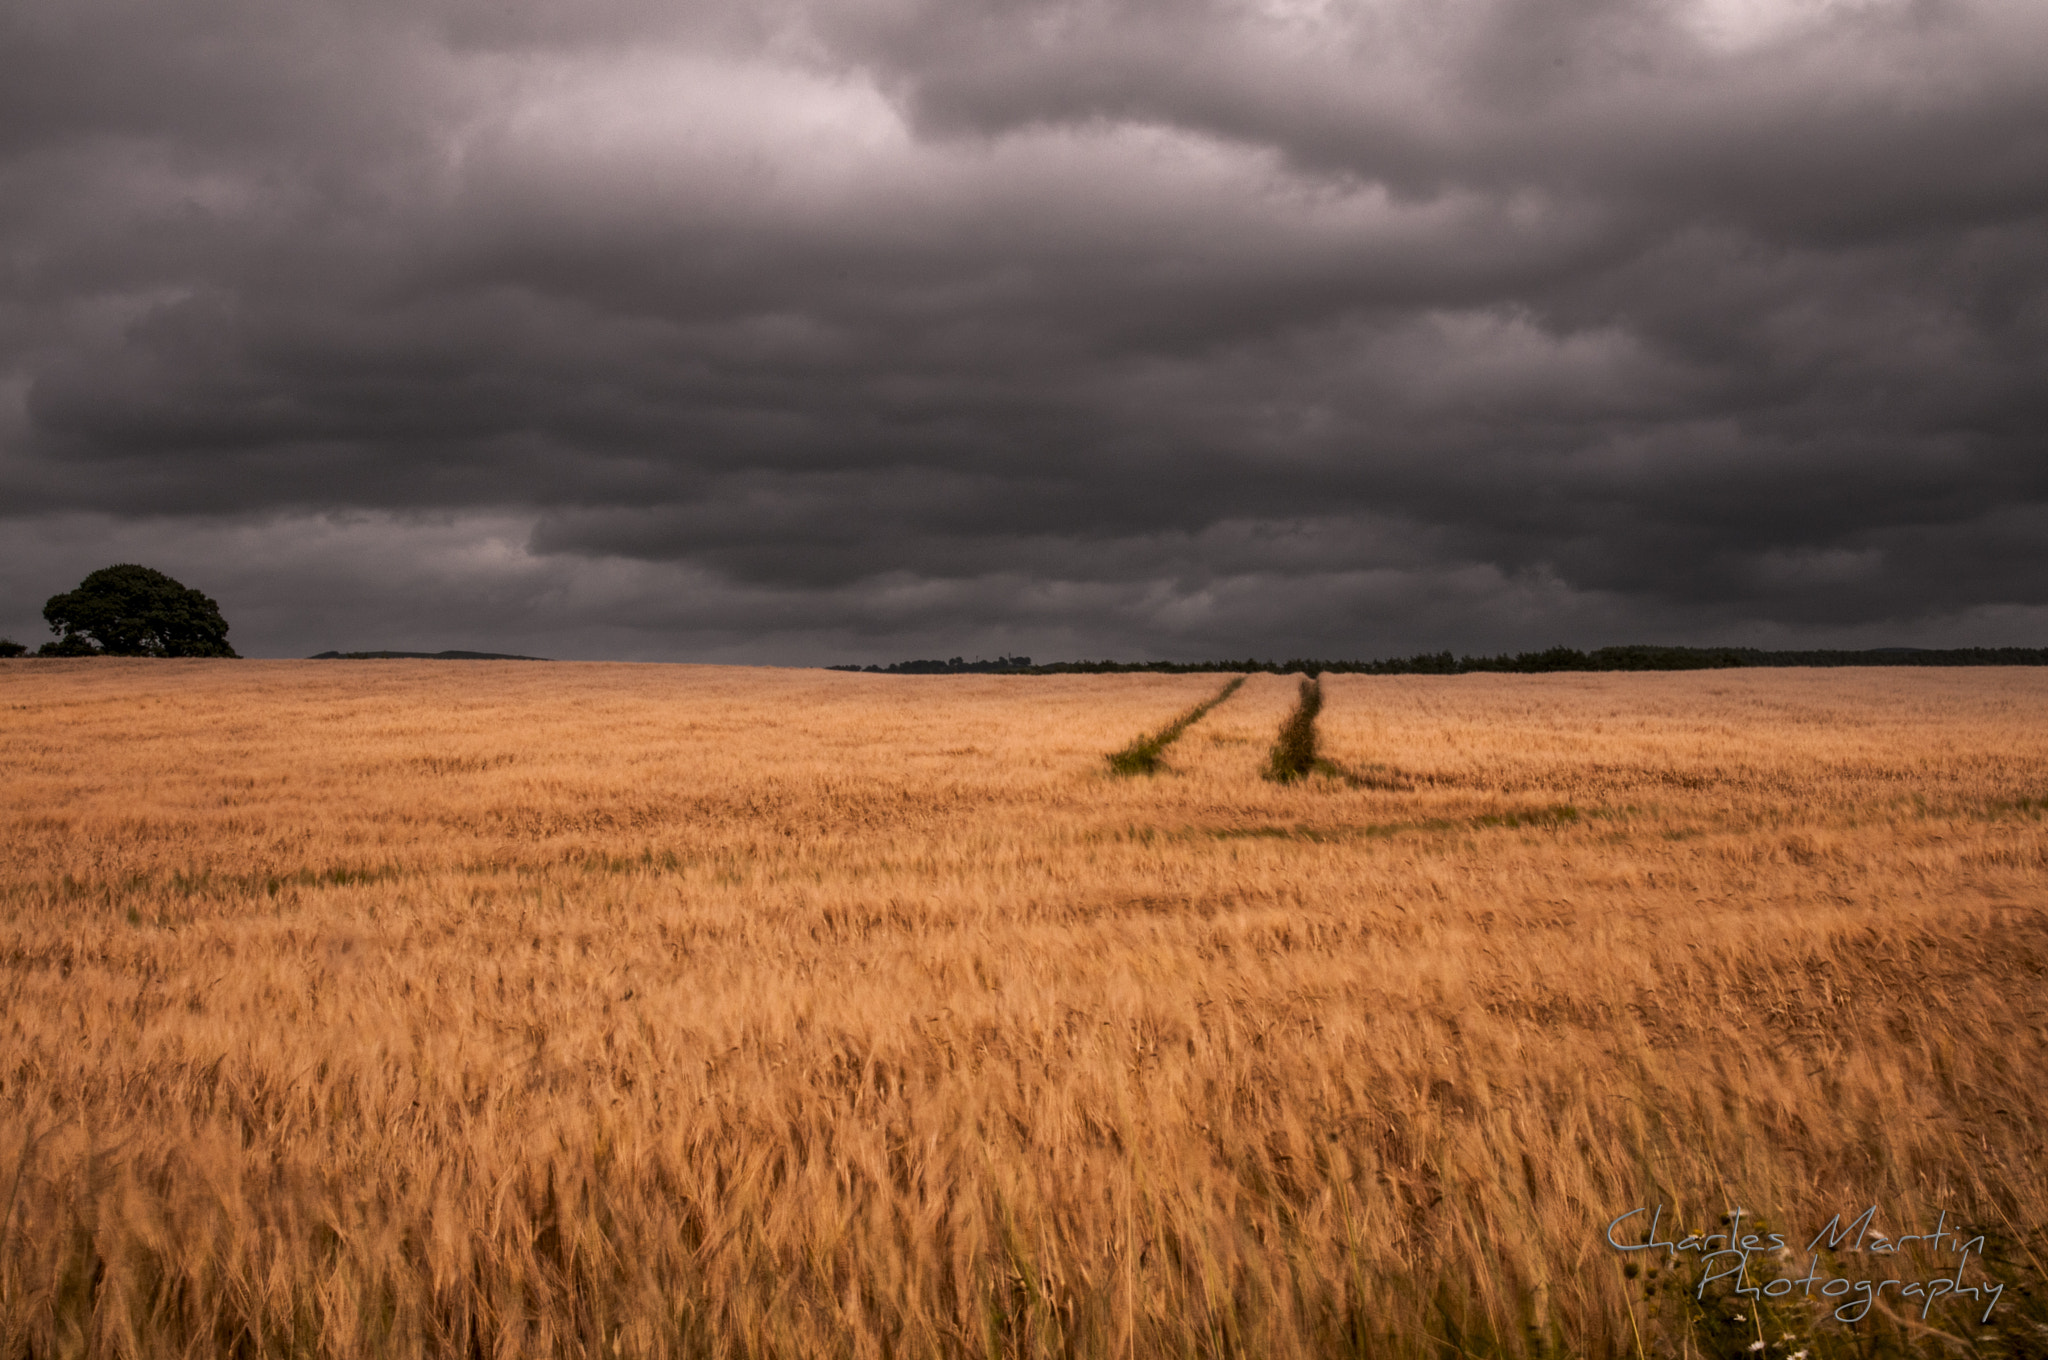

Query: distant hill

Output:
[307, 650, 550, 661]
[831, 645, 2048, 675]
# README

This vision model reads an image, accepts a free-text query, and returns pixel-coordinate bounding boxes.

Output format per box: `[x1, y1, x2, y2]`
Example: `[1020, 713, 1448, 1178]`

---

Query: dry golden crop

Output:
[1, 660, 2044, 1359]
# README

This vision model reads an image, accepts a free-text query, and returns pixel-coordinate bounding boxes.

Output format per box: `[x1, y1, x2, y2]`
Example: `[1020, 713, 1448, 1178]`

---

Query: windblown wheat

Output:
[1, 661, 2043, 1358]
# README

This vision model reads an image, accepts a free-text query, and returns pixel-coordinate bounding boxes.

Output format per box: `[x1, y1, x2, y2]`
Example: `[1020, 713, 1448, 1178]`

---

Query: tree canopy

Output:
[42, 565, 238, 658]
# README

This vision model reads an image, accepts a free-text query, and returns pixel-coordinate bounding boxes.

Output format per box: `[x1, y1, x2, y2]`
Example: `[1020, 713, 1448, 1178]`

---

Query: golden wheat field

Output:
[2, 660, 2045, 1360]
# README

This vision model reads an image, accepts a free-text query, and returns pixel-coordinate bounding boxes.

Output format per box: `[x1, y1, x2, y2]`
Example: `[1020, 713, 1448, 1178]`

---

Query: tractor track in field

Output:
[1106, 676, 1247, 775]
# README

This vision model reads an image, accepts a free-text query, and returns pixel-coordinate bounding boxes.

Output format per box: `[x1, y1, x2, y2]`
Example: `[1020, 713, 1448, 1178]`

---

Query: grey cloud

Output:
[1, 0, 2044, 661]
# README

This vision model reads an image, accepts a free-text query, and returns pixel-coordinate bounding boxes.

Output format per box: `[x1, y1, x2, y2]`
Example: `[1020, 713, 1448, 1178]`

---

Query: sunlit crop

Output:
[2, 660, 2044, 1358]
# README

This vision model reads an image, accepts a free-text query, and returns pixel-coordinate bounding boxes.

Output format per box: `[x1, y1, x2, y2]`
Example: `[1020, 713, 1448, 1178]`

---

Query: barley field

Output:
[1, 660, 2045, 1360]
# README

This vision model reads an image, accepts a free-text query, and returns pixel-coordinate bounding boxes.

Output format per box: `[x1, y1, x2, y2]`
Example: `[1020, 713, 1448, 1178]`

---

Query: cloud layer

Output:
[3, 0, 2044, 659]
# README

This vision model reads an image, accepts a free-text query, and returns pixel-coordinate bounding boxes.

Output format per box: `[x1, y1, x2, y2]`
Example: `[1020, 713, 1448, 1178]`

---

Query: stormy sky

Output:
[3, 0, 2045, 662]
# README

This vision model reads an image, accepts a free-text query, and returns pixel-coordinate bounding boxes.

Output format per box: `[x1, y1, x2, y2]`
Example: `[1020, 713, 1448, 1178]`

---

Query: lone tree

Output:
[42, 565, 239, 657]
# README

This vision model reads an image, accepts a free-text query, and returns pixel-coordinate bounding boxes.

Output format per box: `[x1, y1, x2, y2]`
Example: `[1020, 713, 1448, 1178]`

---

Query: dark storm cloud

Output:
[1, 0, 2045, 659]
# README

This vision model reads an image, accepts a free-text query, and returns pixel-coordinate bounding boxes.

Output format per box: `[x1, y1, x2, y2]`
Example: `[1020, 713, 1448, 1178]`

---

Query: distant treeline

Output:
[831, 645, 2048, 676]
[831, 655, 1040, 674]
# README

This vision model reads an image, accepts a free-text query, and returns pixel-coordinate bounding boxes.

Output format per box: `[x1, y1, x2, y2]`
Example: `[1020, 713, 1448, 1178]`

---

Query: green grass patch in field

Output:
[1471, 804, 1581, 829]
[1106, 676, 1247, 775]
[1265, 675, 1323, 782]
[1207, 803, 1589, 843]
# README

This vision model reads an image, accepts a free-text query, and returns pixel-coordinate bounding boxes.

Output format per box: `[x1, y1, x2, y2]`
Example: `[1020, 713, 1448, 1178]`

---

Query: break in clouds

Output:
[2, 0, 2045, 661]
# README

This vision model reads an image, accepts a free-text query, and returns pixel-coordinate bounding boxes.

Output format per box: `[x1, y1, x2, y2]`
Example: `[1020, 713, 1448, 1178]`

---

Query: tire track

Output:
[1105, 676, 1247, 775]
